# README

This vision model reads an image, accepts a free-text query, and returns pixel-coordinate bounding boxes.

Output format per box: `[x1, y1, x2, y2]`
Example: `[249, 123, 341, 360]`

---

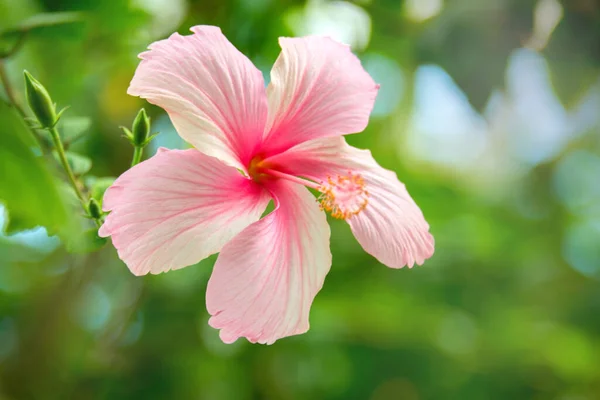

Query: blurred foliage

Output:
[0, 102, 70, 235]
[0, 0, 600, 399]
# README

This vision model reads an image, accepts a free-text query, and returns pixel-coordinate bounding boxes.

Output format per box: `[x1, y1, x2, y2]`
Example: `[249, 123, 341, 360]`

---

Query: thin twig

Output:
[0, 59, 26, 118]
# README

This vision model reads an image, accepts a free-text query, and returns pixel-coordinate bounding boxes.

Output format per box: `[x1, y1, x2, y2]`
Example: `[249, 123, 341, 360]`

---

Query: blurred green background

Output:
[1, 0, 600, 399]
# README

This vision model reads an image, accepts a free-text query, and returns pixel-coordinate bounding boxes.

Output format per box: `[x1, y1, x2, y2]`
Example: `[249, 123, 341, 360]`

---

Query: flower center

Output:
[316, 172, 369, 219]
[248, 156, 271, 183]
[255, 164, 369, 220]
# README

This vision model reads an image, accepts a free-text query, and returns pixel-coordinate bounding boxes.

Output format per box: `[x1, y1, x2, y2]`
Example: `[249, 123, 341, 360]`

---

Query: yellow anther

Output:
[317, 172, 369, 219]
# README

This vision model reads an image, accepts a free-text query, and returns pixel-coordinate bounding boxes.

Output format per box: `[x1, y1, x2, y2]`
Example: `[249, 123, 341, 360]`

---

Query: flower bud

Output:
[23, 70, 57, 128]
[131, 108, 150, 146]
[87, 198, 102, 220]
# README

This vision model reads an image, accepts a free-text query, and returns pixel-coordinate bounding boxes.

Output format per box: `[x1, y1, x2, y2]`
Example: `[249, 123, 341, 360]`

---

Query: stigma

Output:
[317, 172, 369, 219]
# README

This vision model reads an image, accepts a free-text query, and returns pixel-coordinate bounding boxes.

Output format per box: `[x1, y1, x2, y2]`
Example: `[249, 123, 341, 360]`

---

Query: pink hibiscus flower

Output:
[99, 26, 434, 344]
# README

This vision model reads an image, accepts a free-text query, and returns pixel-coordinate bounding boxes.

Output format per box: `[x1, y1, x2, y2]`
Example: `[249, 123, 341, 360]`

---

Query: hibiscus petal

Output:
[128, 26, 268, 170]
[262, 36, 379, 155]
[206, 180, 332, 344]
[266, 137, 434, 268]
[98, 149, 270, 276]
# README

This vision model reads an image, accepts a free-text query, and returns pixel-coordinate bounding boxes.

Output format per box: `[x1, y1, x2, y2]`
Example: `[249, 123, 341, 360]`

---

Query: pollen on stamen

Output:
[317, 171, 369, 219]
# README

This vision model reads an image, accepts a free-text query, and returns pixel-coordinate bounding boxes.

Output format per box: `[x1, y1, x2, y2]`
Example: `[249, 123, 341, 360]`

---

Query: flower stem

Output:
[48, 126, 86, 204]
[48, 126, 102, 228]
[131, 146, 143, 167]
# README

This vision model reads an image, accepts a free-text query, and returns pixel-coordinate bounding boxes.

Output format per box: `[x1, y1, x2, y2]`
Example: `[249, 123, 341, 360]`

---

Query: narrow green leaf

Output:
[0, 102, 71, 235]
[1, 12, 86, 37]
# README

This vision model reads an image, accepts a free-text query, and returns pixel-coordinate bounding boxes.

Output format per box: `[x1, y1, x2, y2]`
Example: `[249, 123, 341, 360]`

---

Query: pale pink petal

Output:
[128, 26, 267, 170]
[99, 149, 270, 276]
[262, 36, 379, 156]
[266, 138, 434, 268]
[206, 180, 332, 344]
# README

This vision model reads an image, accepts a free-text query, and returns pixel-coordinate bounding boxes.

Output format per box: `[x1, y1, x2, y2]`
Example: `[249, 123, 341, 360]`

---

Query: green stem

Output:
[48, 126, 85, 205]
[48, 126, 102, 227]
[131, 146, 143, 167]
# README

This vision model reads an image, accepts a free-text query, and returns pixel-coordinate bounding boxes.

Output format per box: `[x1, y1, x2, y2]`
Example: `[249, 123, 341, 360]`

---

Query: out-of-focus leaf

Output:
[85, 176, 116, 206]
[545, 8, 600, 108]
[415, 0, 534, 111]
[547, 61, 599, 108]
[58, 116, 92, 146]
[0, 12, 86, 36]
[65, 227, 107, 254]
[53, 151, 92, 176]
[0, 102, 71, 235]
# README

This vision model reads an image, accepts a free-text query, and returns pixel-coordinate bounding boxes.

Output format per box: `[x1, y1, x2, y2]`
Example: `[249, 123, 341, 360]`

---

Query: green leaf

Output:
[65, 228, 107, 254]
[0, 102, 71, 234]
[67, 152, 92, 176]
[59, 116, 92, 145]
[544, 10, 600, 108]
[53, 151, 92, 176]
[0, 12, 86, 37]
[85, 176, 116, 206]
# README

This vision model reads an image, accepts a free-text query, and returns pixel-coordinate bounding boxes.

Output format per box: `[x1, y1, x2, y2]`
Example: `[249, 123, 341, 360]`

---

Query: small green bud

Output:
[87, 198, 102, 220]
[131, 108, 151, 146]
[23, 70, 57, 128]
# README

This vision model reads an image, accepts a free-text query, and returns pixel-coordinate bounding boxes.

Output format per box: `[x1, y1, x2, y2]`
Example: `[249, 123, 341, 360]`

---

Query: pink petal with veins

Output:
[206, 180, 332, 344]
[128, 26, 268, 170]
[262, 36, 379, 156]
[99, 149, 270, 276]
